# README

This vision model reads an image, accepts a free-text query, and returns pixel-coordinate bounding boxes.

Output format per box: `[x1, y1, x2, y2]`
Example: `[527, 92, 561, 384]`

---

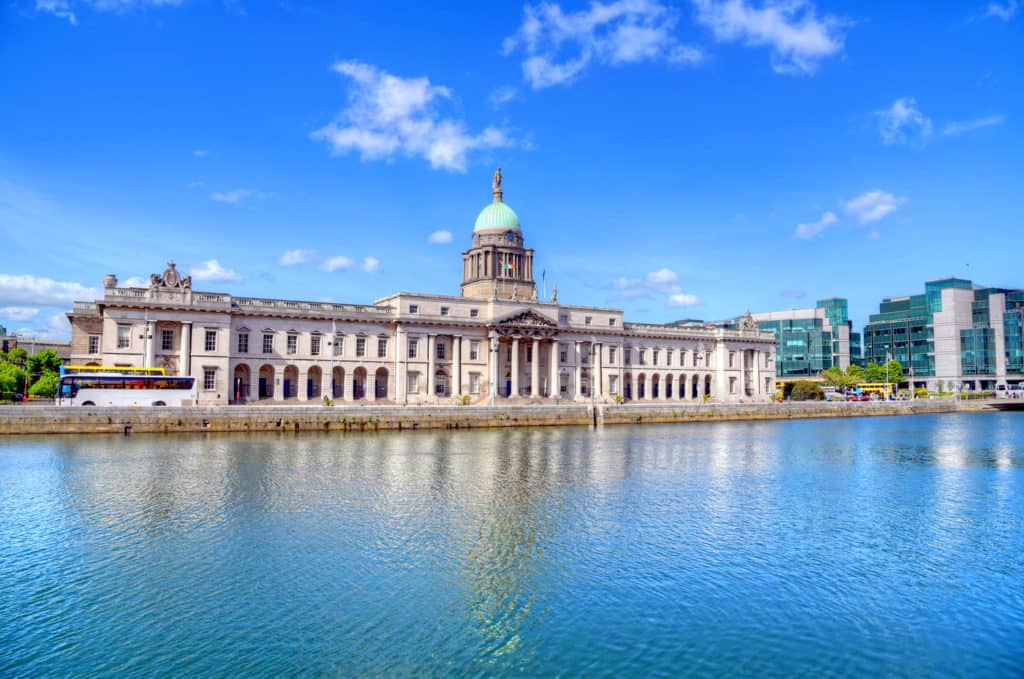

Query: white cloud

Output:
[36, 0, 77, 24]
[877, 97, 933, 145]
[986, 1, 1020, 20]
[645, 267, 679, 288]
[668, 292, 700, 307]
[503, 0, 704, 89]
[120, 276, 146, 287]
[189, 259, 242, 282]
[490, 86, 518, 107]
[322, 256, 353, 272]
[0, 307, 40, 322]
[692, 0, 846, 75]
[312, 60, 514, 172]
[362, 256, 380, 272]
[278, 249, 314, 266]
[192, 148, 211, 158]
[428, 229, 453, 244]
[843, 190, 902, 224]
[209, 189, 268, 205]
[610, 276, 641, 289]
[793, 210, 838, 239]
[940, 114, 1006, 137]
[0, 274, 99, 307]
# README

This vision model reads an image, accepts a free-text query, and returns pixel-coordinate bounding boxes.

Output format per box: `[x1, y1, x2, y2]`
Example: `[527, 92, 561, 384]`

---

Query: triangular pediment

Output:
[492, 309, 558, 328]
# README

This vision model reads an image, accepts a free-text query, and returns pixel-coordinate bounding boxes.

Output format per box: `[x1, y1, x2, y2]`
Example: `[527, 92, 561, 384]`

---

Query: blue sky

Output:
[1, 0, 1021, 339]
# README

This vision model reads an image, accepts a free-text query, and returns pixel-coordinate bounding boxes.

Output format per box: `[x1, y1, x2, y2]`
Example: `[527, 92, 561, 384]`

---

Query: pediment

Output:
[492, 309, 558, 329]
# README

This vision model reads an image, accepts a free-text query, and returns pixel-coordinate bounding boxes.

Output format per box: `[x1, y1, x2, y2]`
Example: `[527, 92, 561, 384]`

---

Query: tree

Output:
[821, 367, 847, 387]
[845, 364, 866, 383]
[864, 362, 885, 382]
[27, 349, 63, 377]
[4, 347, 28, 365]
[28, 372, 59, 398]
[885, 360, 904, 384]
[791, 380, 824, 401]
[0, 363, 27, 393]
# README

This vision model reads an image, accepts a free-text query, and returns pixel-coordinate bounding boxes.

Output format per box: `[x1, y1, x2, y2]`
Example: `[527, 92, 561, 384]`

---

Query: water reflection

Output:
[1, 414, 1023, 677]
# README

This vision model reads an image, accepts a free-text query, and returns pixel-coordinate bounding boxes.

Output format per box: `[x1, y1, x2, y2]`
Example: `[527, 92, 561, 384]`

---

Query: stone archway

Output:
[704, 374, 713, 398]
[374, 367, 389, 400]
[623, 373, 633, 400]
[665, 374, 674, 399]
[651, 373, 661, 399]
[353, 367, 367, 400]
[332, 366, 345, 399]
[434, 368, 448, 398]
[307, 366, 322, 399]
[232, 364, 251, 403]
[258, 364, 274, 400]
[637, 373, 647, 399]
[283, 365, 299, 399]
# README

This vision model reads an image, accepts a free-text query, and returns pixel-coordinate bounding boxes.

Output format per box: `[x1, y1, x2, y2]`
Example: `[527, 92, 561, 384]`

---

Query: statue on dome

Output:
[492, 167, 502, 192]
[551, 285, 558, 304]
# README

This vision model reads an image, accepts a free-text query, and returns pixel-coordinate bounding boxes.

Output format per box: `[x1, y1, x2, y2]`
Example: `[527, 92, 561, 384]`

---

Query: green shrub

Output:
[28, 372, 59, 398]
[791, 381, 824, 401]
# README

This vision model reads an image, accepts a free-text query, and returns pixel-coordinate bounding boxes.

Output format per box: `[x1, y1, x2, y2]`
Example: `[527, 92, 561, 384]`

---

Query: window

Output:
[311, 335, 321, 356]
[625, 349, 631, 365]
[356, 337, 366, 357]
[470, 308, 479, 318]
[559, 312, 569, 323]
[469, 373, 480, 394]
[205, 330, 217, 352]
[436, 341, 445, 360]
[238, 332, 249, 353]
[729, 351, 735, 368]
[470, 341, 480, 361]
[608, 347, 616, 363]
[440, 306, 449, 316]
[639, 350, 647, 365]
[378, 338, 388, 358]
[526, 346, 532, 362]
[653, 350, 659, 366]
[609, 318, 616, 326]
[729, 376, 737, 394]
[287, 335, 297, 355]
[609, 375, 618, 395]
[161, 329, 173, 351]
[117, 326, 130, 349]
[506, 347, 512, 361]
[585, 316, 593, 325]
[408, 339, 418, 359]
[667, 350, 673, 366]
[409, 305, 419, 315]
[263, 333, 274, 354]
[680, 350, 687, 367]
[88, 336, 100, 354]
[560, 344, 567, 363]
[334, 336, 344, 356]
[203, 368, 216, 391]
[407, 372, 419, 394]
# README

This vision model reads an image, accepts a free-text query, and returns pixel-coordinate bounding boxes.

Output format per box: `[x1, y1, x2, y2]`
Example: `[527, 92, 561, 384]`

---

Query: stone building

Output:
[67, 172, 776, 405]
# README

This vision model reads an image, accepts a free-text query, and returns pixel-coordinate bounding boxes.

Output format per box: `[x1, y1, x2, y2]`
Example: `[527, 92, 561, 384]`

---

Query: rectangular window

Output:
[409, 305, 419, 314]
[559, 312, 569, 323]
[334, 336, 344, 356]
[639, 350, 646, 365]
[470, 308, 479, 318]
[585, 316, 593, 325]
[408, 339, 418, 359]
[311, 335, 321, 356]
[287, 335, 297, 355]
[667, 350, 673, 366]
[378, 338, 388, 358]
[407, 372, 419, 394]
[469, 373, 480, 394]
[436, 341, 445, 360]
[263, 333, 274, 354]
[205, 330, 217, 352]
[356, 337, 366, 357]
[440, 306, 449, 316]
[609, 318, 616, 326]
[560, 344, 567, 363]
[203, 368, 216, 391]
[729, 376, 737, 394]
[526, 346, 532, 362]
[609, 375, 618, 395]
[161, 329, 173, 351]
[653, 350, 659, 366]
[470, 341, 480, 361]
[237, 332, 249, 354]
[88, 335, 100, 354]
[117, 326, 130, 349]
[609, 347, 616, 363]
[625, 349, 631, 365]
[729, 351, 735, 368]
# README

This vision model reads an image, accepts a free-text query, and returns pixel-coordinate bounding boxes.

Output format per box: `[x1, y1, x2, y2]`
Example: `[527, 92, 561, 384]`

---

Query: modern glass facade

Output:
[757, 318, 832, 377]
[863, 293, 935, 376]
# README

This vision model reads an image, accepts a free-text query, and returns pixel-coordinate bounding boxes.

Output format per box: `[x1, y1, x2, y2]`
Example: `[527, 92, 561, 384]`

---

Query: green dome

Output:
[474, 200, 521, 232]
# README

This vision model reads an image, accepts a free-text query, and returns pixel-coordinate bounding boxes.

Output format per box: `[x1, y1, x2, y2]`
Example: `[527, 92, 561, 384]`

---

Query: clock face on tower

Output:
[505, 231, 515, 241]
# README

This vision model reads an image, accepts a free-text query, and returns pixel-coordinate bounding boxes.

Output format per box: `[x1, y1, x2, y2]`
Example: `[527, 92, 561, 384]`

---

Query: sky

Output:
[1, 0, 1021, 340]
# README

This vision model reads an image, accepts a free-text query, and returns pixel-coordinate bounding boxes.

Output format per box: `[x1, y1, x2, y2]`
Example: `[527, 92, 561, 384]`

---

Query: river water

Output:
[2, 413, 1023, 677]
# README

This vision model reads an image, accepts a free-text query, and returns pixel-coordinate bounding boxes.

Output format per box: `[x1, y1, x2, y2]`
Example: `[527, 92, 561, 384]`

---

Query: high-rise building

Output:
[863, 278, 1024, 391]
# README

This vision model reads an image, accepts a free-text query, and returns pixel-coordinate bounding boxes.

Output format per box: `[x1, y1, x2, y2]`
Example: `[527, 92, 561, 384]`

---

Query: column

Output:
[510, 336, 520, 398]
[298, 367, 309, 401]
[594, 342, 603, 397]
[180, 321, 192, 376]
[454, 336, 462, 397]
[427, 334, 437, 399]
[753, 349, 761, 399]
[531, 338, 540, 398]
[715, 336, 727, 402]
[274, 365, 282, 400]
[395, 326, 405, 404]
[574, 341, 582, 400]
[489, 331, 499, 404]
[549, 340, 559, 398]
[739, 349, 746, 400]
[144, 320, 156, 368]
[321, 369, 332, 402]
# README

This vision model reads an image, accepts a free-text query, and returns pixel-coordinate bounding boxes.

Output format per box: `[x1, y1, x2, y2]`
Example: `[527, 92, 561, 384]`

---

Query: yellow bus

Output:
[60, 365, 167, 377]
[858, 382, 896, 399]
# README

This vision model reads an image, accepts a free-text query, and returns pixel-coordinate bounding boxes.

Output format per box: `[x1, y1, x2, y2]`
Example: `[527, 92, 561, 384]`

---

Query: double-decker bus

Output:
[60, 365, 166, 376]
[56, 373, 197, 407]
[857, 382, 897, 399]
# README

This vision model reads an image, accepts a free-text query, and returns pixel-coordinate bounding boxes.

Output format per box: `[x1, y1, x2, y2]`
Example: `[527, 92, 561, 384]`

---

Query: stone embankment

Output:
[0, 398, 989, 436]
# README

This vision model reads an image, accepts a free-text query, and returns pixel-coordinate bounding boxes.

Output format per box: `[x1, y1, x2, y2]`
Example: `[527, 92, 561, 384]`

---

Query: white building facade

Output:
[67, 173, 776, 405]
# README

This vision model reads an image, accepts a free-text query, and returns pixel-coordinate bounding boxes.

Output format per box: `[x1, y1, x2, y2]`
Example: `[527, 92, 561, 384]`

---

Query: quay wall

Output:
[0, 399, 984, 436]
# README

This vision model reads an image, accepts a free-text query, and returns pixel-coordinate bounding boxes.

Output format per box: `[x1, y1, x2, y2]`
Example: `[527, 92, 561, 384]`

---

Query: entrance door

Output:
[259, 377, 268, 399]
[506, 380, 511, 397]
